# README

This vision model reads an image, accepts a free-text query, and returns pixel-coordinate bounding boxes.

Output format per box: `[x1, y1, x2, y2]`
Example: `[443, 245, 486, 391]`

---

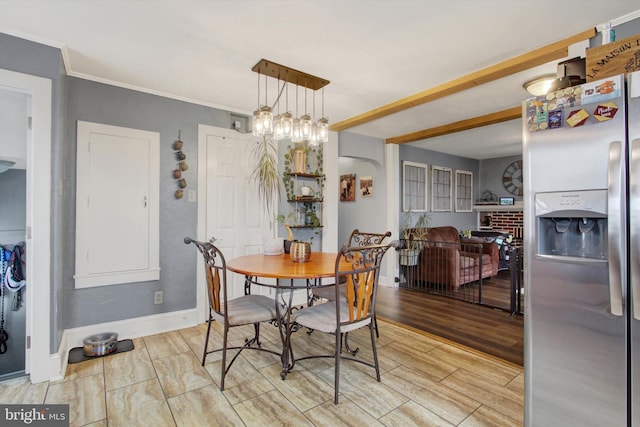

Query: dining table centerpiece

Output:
[289, 241, 311, 262]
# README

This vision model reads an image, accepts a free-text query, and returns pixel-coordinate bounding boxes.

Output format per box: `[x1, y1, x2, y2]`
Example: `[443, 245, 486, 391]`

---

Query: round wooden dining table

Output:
[226, 251, 342, 379]
[226, 251, 340, 281]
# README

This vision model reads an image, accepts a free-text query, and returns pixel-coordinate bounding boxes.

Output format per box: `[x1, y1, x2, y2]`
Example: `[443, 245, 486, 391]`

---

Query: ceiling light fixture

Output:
[251, 59, 330, 144]
[523, 74, 557, 97]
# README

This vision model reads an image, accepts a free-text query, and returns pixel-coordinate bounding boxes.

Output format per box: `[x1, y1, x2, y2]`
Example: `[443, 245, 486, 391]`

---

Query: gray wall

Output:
[337, 132, 388, 245]
[276, 141, 325, 251]
[399, 145, 479, 231]
[0, 32, 67, 352]
[63, 77, 232, 328]
[478, 154, 523, 202]
[1, 32, 244, 351]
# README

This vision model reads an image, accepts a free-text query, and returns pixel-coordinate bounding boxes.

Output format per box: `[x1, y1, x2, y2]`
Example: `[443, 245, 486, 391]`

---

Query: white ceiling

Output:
[1, 1, 639, 159]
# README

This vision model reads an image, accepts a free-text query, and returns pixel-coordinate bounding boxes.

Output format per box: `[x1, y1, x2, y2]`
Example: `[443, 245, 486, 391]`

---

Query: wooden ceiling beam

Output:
[329, 27, 595, 132]
[386, 106, 522, 144]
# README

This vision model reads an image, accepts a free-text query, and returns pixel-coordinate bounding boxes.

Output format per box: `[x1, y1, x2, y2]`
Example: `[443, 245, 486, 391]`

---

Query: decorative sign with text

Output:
[586, 33, 640, 81]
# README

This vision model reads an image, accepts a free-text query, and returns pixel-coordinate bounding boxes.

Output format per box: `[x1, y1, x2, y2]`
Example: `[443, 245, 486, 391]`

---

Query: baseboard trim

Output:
[49, 308, 199, 381]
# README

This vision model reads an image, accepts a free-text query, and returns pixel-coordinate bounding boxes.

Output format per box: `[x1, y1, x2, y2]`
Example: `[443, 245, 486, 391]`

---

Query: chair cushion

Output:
[292, 302, 371, 334]
[221, 294, 277, 326]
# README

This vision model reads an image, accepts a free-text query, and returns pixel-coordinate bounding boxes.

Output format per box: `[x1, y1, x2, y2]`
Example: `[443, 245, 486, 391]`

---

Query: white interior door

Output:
[197, 126, 273, 313]
[0, 69, 51, 383]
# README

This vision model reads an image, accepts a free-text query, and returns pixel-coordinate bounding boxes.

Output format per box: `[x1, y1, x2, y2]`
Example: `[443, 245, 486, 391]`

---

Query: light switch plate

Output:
[187, 189, 196, 202]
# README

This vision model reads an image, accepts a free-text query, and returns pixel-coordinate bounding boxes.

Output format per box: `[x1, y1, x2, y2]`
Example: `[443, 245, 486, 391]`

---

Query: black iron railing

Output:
[396, 238, 524, 313]
[509, 246, 524, 316]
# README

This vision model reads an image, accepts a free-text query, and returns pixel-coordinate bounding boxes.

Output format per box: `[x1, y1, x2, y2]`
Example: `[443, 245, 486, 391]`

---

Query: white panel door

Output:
[204, 131, 273, 299]
[75, 121, 160, 288]
[88, 133, 149, 273]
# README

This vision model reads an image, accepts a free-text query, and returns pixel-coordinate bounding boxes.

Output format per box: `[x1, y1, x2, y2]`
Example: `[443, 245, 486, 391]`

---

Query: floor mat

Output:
[68, 339, 134, 364]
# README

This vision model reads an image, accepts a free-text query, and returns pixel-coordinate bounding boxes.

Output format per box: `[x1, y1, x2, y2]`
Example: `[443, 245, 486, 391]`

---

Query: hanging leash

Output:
[4, 243, 26, 292]
[0, 246, 9, 354]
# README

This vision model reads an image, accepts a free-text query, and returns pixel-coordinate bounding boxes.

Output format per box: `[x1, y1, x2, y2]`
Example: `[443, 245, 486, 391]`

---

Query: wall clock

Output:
[502, 160, 523, 196]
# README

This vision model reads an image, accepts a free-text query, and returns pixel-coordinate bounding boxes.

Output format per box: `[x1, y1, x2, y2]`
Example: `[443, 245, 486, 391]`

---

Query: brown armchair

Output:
[409, 226, 498, 289]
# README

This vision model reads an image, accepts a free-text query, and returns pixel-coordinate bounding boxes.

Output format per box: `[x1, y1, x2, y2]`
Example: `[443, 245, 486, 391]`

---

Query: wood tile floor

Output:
[0, 320, 523, 426]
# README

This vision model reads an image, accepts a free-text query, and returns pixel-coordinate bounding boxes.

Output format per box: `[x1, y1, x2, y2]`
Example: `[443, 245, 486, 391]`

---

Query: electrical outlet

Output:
[154, 291, 163, 304]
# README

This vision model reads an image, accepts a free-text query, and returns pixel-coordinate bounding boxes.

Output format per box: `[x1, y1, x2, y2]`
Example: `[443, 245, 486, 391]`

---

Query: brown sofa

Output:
[408, 226, 498, 289]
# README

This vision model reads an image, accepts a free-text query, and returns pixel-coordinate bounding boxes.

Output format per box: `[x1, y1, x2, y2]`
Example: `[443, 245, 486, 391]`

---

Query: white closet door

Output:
[75, 121, 160, 288]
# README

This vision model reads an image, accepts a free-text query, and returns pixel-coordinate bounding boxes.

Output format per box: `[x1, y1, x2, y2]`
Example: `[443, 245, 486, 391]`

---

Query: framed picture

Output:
[499, 197, 515, 205]
[402, 161, 427, 212]
[360, 176, 373, 197]
[454, 170, 473, 212]
[340, 174, 356, 202]
[431, 165, 452, 212]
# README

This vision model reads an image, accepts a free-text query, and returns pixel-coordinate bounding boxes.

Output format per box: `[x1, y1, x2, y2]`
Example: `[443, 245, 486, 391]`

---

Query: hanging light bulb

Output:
[252, 71, 263, 136]
[280, 111, 293, 140]
[317, 117, 329, 143]
[291, 83, 302, 143]
[272, 78, 283, 140]
[260, 74, 273, 134]
[300, 83, 311, 141]
[273, 115, 283, 140]
[280, 79, 293, 140]
[259, 105, 273, 135]
[252, 109, 263, 136]
[291, 117, 302, 143]
[308, 89, 318, 147]
[309, 122, 319, 147]
[300, 114, 312, 141]
[317, 87, 329, 143]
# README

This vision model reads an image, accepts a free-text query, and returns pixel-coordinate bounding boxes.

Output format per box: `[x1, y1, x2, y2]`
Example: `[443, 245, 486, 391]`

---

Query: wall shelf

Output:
[473, 201, 524, 212]
[288, 196, 323, 203]
[284, 172, 324, 179]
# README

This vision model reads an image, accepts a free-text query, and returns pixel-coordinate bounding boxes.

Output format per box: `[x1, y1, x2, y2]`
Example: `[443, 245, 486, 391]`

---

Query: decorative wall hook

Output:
[173, 130, 187, 198]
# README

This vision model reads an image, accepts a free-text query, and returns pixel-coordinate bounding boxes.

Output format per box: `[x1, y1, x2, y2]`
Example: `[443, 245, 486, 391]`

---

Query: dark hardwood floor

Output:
[377, 270, 524, 366]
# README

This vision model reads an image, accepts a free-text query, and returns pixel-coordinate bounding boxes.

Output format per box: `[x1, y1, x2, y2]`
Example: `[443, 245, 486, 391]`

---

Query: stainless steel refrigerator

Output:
[523, 71, 640, 426]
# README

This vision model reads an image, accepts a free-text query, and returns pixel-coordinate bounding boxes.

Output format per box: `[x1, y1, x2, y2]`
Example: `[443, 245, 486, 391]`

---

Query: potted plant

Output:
[251, 134, 280, 215]
[279, 210, 320, 262]
[251, 135, 283, 254]
[303, 202, 321, 227]
[276, 212, 296, 254]
[399, 210, 430, 266]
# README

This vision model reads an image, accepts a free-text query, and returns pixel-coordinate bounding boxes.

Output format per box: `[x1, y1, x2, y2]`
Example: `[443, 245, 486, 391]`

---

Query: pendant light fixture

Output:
[291, 84, 302, 143]
[317, 87, 329, 143]
[252, 72, 274, 137]
[251, 59, 330, 144]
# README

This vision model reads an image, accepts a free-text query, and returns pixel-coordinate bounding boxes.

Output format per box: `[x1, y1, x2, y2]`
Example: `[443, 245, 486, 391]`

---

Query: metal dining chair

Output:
[185, 237, 279, 391]
[292, 242, 396, 404]
[312, 229, 391, 342]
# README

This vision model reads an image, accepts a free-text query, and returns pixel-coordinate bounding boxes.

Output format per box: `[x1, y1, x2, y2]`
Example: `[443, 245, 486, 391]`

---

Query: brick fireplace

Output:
[475, 203, 524, 246]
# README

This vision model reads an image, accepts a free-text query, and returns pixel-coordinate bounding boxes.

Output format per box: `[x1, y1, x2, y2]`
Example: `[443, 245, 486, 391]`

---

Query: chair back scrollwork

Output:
[336, 242, 396, 324]
[184, 237, 226, 315]
[347, 229, 392, 247]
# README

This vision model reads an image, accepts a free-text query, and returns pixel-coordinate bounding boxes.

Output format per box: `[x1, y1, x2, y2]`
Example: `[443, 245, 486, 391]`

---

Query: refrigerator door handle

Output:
[631, 138, 640, 320]
[608, 141, 624, 316]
